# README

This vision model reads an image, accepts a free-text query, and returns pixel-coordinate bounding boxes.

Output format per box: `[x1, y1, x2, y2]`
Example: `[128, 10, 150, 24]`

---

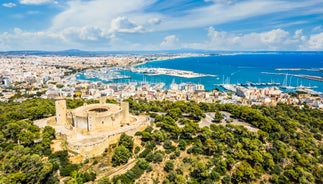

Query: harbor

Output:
[130, 67, 216, 78]
[69, 54, 323, 94]
[82, 67, 131, 81]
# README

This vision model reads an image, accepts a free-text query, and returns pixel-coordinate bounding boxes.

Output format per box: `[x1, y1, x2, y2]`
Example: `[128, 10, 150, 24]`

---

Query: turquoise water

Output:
[77, 52, 323, 92]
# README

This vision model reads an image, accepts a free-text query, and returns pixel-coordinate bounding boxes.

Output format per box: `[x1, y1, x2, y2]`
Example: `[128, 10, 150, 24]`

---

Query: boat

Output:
[281, 74, 295, 90]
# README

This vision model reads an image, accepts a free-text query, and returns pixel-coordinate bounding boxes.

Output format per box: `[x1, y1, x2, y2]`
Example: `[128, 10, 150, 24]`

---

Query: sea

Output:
[76, 52, 323, 93]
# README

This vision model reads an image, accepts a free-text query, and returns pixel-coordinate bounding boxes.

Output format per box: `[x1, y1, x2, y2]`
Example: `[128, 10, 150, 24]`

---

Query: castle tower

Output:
[120, 102, 129, 126]
[55, 97, 67, 126]
[99, 96, 106, 104]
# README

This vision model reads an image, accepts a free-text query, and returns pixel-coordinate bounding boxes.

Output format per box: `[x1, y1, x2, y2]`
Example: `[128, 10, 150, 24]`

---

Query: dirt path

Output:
[96, 159, 137, 181]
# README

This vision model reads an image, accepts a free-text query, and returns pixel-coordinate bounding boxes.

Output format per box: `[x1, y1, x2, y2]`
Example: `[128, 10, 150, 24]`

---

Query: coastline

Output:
[71, 53, 323, 93]
[131, 53, 210, 67]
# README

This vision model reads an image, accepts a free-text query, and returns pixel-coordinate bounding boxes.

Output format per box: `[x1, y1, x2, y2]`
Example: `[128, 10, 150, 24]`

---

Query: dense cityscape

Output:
[1, 55, 322, 109]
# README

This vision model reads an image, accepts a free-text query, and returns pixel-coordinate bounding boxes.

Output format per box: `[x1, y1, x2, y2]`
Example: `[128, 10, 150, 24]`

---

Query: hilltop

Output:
[1, 98, 321, 183]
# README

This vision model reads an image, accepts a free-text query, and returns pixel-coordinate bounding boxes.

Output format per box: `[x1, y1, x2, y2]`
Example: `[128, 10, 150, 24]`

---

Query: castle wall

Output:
[67, 134, 120, 158]
[66, 116, 150, 157]
[74, 116, 88, 132]
[72, 109, 124, 134]
[88, 110, 123, 133]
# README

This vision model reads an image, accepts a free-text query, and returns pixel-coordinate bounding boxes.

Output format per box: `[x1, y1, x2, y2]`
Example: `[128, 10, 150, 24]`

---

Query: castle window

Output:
[102, 121, 104, 124]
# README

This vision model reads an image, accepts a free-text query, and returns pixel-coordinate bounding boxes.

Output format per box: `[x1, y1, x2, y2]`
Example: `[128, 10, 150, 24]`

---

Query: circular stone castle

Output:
[55, 98, 129, 134]
[71, 103, 128, 134]
[41, 97, 149, 158]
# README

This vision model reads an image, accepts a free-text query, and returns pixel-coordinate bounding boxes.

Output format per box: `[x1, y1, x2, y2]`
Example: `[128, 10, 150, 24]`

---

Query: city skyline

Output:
[1, 0, 323, 51]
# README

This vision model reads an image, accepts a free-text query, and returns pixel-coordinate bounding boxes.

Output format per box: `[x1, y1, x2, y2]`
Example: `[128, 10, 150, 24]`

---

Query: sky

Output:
[0, 0, 323, 51]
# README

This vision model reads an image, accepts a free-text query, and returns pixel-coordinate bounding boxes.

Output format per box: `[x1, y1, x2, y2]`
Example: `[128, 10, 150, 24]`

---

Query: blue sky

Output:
[1, 0, 323, 51]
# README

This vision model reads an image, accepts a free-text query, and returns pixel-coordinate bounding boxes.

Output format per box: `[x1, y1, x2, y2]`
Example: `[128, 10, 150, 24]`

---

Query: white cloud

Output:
[2, 2, 16, 8]
[148, 18, 162, 25]
[183, 27, 321, 51]
[293, 29, 306, 42]
[158, 1, 322, 31]
[207, 27, 230, 49]
[1, 26, 323, 51]
[0, 28, 64, 51]
[207, 27, 293, 50]
[160, 35, 179, 49]
[19, 0, 56, 5]
[46, 0, 161, 49]
[109, 17, 144, 33]
[0, 27, 111, 51]
[51, 0, 158, 30]
[259, 29, 290, 44]
[41, 0, 323, 51]
[48, 0, 322, 34]
[294, 29, 303, 38]
[62, 26, 109, 42]
[1, 0, 323, 51]
[307, 32, 323, 50]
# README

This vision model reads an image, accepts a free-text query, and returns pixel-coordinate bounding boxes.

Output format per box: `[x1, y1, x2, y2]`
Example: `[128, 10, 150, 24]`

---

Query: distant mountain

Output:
[0, 49, 322, 56]
[0, 49, 211, 56]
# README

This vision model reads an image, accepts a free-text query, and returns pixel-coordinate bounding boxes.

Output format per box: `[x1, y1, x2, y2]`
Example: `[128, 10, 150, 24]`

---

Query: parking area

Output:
[199, 111, 259, 132]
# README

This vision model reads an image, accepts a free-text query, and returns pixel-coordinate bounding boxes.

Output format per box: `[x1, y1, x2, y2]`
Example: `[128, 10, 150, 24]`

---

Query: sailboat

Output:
[281, 74, 295, 90]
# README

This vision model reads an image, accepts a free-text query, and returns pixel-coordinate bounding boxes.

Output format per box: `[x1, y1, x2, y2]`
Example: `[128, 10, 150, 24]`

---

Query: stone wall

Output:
[66, 117, 149, 158]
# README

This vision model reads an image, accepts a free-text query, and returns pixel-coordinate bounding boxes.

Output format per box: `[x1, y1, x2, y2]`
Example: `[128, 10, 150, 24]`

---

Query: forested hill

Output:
[102, 99, 322, 184]
[0, 98, 322, 183]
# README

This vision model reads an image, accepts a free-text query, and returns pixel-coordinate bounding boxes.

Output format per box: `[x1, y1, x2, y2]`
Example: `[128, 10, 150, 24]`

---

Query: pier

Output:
[130, 67, 216, 78]
[262, 72, 323, 82]
[295, 75, 323, 82]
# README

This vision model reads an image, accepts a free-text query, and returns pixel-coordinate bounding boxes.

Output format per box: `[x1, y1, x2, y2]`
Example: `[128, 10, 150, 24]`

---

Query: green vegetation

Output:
[111, 133, 134, 167]
[112, 145, 132, 166]
[112, 159, 151, 183]
[0, 97, 322, 183]
[0, 99, 59, 183]
[56, 84, 64, 89]
[0, 98, 96, 183]
[119, 133, 134, 152]
[66, 98, 99, 109]
[115, 99, 323, 184]
[164, 160, 174, 172]
[213, 110, 223, 123]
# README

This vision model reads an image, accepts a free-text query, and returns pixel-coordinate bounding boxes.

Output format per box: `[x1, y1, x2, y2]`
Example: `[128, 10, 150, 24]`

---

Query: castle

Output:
[37, 97, 149, 158]
[55, 98, 130, 135]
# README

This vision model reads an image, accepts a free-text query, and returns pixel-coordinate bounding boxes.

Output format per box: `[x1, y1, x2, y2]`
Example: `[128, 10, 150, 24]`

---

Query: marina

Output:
[130, 67, 216, 78]
[73, 54, 323, 94]
[83, 67, 131, 81]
